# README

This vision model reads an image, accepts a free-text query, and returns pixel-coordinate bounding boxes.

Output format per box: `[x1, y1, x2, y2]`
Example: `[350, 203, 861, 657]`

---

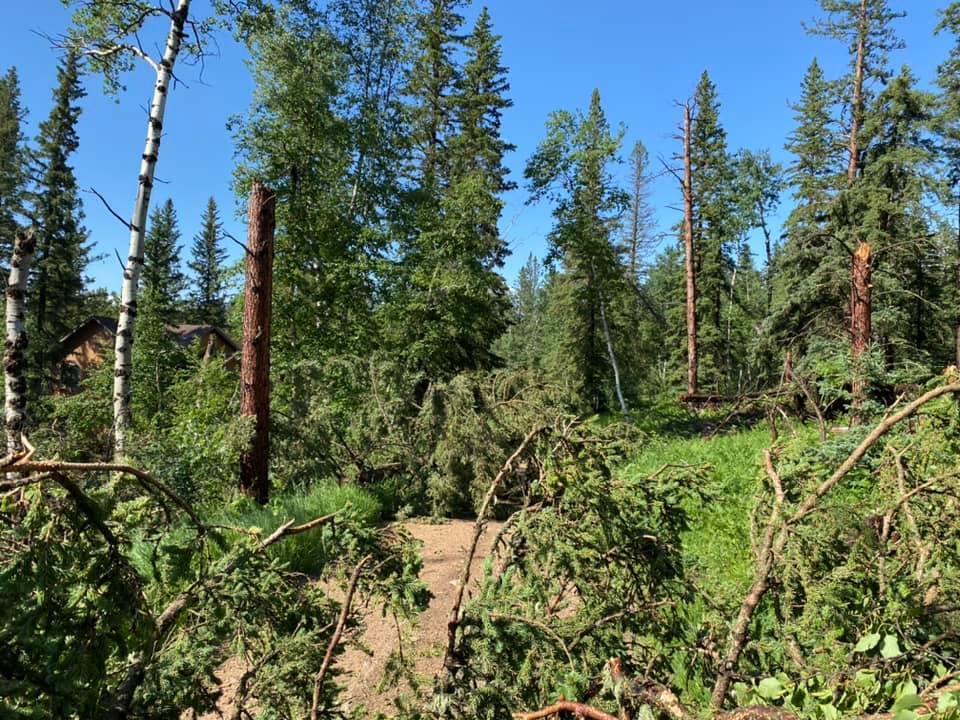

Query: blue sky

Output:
[2, 0, 953, 292]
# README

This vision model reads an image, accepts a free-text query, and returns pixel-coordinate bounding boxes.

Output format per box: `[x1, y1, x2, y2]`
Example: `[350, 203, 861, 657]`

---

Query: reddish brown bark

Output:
[239, 182, 276, 504]
[851, 242, 872, 423]
[682, 101, 698, 396]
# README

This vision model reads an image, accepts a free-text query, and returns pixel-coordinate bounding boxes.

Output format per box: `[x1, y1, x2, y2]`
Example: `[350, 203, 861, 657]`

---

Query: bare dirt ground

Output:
[339, 519, 502, 715]
[194, 518, 501, 719]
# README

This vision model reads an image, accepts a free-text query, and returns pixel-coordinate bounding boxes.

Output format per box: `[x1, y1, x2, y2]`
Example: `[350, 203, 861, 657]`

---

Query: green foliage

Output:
[0, 466, 426, 718]
[0, 66, 27, 270]
[28, 50, 90, 393]
[187, 196, 228, 326]
[434, 418, 697, 718]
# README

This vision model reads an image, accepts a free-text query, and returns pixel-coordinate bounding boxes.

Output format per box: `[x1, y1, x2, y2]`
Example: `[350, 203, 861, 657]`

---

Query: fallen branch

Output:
[104, 512, 339, 720]
[310, 553, 371, 720]
[514, 701, 619, 720]
[711, 381, 960, 708]
[439, 424, 547, 680]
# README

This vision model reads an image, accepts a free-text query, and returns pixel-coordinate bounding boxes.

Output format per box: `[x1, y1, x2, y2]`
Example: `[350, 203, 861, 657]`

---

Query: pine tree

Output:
[29, 51, 89, 392]
[188, 197, 227, 326]
[771, 58, 847, 355]
[620, 140, 656, 283]
[406, 0, 464, 191]
[0, 67, 27, 270]
[385, 2, 512, 381]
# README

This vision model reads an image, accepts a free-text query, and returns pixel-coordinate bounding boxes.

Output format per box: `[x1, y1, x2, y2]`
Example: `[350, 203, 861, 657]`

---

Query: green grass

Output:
[623, 415, 818, 611]
[212, 480, 384, 574]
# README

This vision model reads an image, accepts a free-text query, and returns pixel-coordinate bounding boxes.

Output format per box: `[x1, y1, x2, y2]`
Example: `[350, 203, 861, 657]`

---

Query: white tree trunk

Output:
[599, 299, 628, 420]
[5, 229, 35, 456]
[112, 0, 190, 455]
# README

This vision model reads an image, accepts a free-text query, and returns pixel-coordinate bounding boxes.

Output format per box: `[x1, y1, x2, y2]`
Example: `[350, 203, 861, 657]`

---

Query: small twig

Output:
[85, 187, 133, 231]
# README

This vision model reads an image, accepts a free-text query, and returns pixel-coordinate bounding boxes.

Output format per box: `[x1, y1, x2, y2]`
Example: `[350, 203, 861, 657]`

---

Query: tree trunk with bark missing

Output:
[239, 183, 276, 504]
[5, 229, 35, 456]
[111, 0, 191, 457]
[851, 242, 872, 423]
[682, 101, 699, 396]
[599, 299, 628, 419]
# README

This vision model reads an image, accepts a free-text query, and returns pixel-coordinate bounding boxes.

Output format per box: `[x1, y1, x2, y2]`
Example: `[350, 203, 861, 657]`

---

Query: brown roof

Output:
[59, 317, 240, 357]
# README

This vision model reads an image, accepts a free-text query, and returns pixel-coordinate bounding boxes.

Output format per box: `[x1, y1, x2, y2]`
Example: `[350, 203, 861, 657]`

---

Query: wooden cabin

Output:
[56, 316, 240, 393]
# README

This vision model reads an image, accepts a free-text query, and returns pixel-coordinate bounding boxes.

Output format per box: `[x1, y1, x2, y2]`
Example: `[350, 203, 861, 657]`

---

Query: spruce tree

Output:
[936, 3, 960, 365]
[526, 89, 628, 412]
[689, 71, 742, 390]
[142, 198, 186, 321]
[188, 197, 228, 326]
[0, 67, 27, 269]
[771, 58, 847, 355]
[386, 2, 512, 381]
[136, 198, 186, 420]
[29, 51, 89, 392]
[620, 140, 656, 283]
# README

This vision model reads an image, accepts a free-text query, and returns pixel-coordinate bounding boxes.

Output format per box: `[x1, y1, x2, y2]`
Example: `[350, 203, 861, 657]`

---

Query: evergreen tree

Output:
[29, 51, 88, 392]
[406, 0, 464, 191]
[620, 140, 656, 283]
[0, 67, 27, 269]
[771, 58, 848, 356]
[526, 89, 628, 412]
[936, 3, 960, 365]
[188, 197, 228, 326]
[384, 1, 512, 381]
[142, 198, 186, 321]
[689, 71, 745, 390]
[135, 198, 187, 420]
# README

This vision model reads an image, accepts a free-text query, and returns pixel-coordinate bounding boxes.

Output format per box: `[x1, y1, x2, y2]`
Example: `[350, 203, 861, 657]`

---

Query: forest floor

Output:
[338, 519, 503, 714]
[199, 518, 502, 718]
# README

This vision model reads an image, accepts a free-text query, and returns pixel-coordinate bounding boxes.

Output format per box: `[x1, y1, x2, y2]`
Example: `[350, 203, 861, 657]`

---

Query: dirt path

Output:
[339, 519, 502, 715]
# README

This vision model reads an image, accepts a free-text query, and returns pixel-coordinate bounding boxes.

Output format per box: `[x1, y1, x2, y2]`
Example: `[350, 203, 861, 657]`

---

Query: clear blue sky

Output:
[2, 1, 952, 292]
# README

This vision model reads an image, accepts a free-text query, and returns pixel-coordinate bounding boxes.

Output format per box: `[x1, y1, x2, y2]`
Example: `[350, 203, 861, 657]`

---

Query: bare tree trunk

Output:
[239, 183, 276, 504]
[5, 229, 35, 456]
[682, 102, 699, 396]
[111, 0, 191, 456]
[851, 242, 872, 424]
[599, 299, 628, 419]
[847, 0, 867, 184]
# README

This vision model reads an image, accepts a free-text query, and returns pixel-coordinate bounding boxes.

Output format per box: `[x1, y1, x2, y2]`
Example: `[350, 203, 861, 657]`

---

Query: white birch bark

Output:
[112, 0, 191, 455]
[599, 298, 629, 420]
[5, 229, 35, 456]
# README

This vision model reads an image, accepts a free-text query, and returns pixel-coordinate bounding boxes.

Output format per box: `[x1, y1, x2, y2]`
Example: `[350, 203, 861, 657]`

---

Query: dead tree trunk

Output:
[682, 101, 699, 396]
[111, 0, 191, 457]
[5, 229, 35, 456]
[851, 242, 872, 424]
[599, 299, 628, 419]
[239, 183, 276, 504]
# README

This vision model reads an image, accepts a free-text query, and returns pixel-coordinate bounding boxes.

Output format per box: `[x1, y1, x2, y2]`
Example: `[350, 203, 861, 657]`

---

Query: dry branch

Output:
[310, 554, 371, 720]
[711, 381, 960, 708]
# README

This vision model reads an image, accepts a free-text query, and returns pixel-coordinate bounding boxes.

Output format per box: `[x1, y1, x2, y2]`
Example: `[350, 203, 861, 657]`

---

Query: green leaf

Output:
[758, 677, 784, 699]
[892, 711, 917, 720]
[854, 632, 882, 653]
[892, 694, 923, 712]
[820, 702, 840, 720]
[880, 634, 902, 659]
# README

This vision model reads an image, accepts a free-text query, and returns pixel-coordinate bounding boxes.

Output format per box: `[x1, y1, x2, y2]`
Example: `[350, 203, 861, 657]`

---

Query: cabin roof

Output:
[59, 316, 240, 358]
